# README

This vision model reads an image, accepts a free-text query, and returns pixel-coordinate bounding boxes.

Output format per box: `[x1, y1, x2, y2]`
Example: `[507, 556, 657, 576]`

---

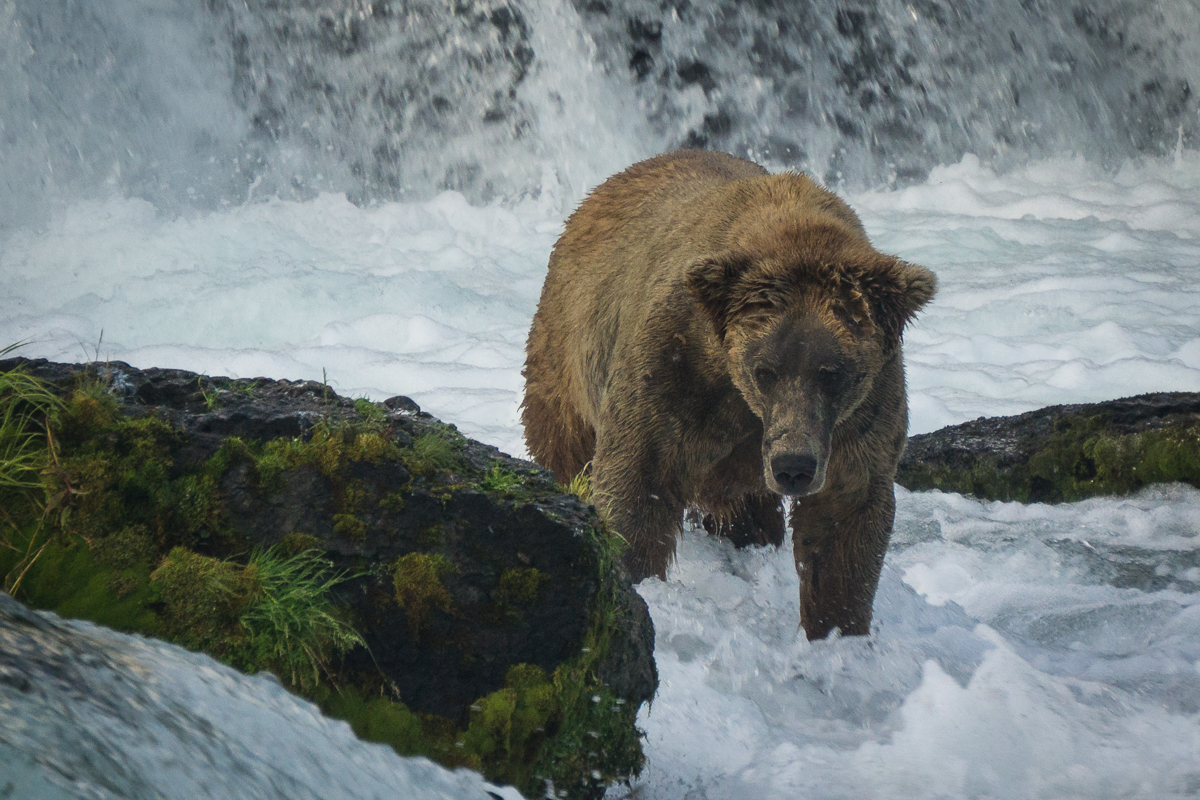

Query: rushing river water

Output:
[3, 1, 1200, 798]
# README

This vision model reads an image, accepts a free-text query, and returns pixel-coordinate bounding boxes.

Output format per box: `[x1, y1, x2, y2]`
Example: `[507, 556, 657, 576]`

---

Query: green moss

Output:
[279, 532, 323, 556]
[0, 525, 160, 633]
[51, 385, 121, 447]
[324, 650, 632, 799]
[175, 473, 225, 535]
[320, 685, 469, 767]
[147, 545, 362, 688]
[42, 395, 229, 550]
[151, 546, 255, 652]
[347, 431, 399, 464]
[495, 567, 548, 613]
[380, 490, 408, 512]
[260, 426, 343, 481]
[204, 436, 256, 481]
[90, 524, 156, 571]
[288, 522, 641, 800]
[460, 664, 559, 789]
[417, 523, 444, 548]
[325, 688, 429, 754]
[255, 424, 401, 494]
[4, 512, 358, 690]
[435, 523, 641, 798]
[900, 417, 1200, 503]
[392, 552, 456, 639]
[333, 513, 368, 542]
[531, 524, 643, 795]
[1, 365, 644, 798]
[341, 480, 371, 513]
[89, 524, 158, 597]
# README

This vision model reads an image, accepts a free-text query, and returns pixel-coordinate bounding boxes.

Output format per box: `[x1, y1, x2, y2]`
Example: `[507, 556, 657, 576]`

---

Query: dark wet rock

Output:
[383, 394, 421, 414]
[897, 392, 1200, 503]
[0, 357, 656, 726]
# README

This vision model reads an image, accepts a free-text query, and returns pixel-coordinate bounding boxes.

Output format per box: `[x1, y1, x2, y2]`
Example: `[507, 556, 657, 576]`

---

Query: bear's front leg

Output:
[790, 471, 896, 639]
[702, 493, 786, 549]
[592, 413, 686, 582]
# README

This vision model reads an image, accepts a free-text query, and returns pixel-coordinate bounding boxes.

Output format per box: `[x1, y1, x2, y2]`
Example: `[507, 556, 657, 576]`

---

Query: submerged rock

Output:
[0, 357, 656, 799]
[897, 392, 1200, 503]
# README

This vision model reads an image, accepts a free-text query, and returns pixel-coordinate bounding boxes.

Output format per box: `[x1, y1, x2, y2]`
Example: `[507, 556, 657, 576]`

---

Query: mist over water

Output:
[3, 0, 1198, 229]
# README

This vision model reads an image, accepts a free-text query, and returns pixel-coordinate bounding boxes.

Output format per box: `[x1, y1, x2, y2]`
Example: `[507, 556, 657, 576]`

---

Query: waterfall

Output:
[2, 0, 1196, 230]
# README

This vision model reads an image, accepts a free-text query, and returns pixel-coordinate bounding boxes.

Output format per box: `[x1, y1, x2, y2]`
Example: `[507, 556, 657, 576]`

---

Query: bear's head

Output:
[686, 220, 936, 496]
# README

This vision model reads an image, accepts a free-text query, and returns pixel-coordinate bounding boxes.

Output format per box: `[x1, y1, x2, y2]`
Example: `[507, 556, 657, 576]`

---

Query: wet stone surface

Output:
[898, 392, 1200, 504]
[1, 357, 656, 723]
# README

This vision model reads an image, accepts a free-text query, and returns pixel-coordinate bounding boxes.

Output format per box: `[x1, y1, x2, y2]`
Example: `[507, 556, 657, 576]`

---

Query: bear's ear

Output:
[686, 250, 753, 341]
[859, 258, 937, 345]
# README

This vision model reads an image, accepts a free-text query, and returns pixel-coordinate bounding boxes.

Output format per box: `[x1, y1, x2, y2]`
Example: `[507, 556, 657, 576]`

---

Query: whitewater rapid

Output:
[5, 0, 1200, 795]
[4, 152, 1200, 798]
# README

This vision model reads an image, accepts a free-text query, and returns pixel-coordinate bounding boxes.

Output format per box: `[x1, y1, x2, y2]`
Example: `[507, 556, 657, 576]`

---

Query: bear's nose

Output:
[772, 454, 818, 495]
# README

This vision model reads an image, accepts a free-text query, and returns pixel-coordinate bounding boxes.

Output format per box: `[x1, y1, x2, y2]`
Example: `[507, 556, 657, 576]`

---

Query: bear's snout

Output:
[771, 453, 819, 495]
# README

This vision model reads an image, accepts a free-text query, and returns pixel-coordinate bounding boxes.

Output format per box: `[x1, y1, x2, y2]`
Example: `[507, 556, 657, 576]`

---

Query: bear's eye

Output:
[818, 364, 841, 383]
[754, 367, 778, 389]
[832, 306, 864, 337]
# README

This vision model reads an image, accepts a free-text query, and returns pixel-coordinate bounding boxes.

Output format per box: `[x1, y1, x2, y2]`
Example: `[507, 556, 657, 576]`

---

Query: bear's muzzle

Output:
[770, 452, 819, 495]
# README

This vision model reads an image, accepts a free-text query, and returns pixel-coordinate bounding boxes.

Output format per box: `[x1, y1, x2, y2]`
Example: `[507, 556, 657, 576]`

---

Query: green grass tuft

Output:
[198, 378, 222, 411]
[565, 467, 593, 505]
[151, 544, 364, 688]
[240, 547, 365, 690]
[354, 397, 389, 427]
[402, 432, 463, 475]
[480, 463, 528, 497]
[0, 367, 63, 494]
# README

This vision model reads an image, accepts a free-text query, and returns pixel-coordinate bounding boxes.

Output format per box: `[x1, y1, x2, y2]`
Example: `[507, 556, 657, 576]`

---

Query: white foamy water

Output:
[3, 153, 1200, 799]
[0, 595, 523, 800]
[856, 155, 1200, 435]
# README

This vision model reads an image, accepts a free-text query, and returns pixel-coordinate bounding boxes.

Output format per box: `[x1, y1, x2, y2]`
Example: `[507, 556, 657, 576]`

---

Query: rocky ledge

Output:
[0, 357, 656, 800]
[897, 392, 1200, 503]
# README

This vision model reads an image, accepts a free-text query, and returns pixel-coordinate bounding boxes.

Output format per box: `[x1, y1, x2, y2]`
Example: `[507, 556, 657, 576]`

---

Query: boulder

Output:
[0, 357, 656, 799]
[897, 392, 1200, 503]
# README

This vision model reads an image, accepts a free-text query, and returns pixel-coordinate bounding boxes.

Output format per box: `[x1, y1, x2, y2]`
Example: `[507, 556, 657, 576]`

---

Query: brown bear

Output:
[522, 150, 936, 640]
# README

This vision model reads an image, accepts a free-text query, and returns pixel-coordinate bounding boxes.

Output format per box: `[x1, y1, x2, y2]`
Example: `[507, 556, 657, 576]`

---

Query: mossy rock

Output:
[897, 392, 1200, 503]
[0, 357, 656, 799]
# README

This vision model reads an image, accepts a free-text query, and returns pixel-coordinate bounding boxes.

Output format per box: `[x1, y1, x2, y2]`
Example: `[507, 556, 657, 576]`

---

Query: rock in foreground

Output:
[897, 392, 1200, 503]
[0, 357, 656, 799]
